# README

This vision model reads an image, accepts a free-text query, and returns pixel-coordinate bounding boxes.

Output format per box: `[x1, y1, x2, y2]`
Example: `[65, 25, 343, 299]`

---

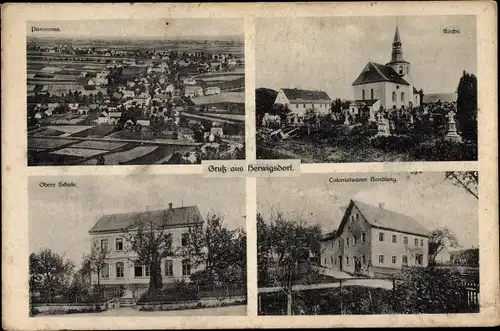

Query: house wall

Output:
[320, 204, 372, 274]
[370, 228, 429, 276]
[353, 81, 386, 103]
[274, 89, 289, 105]
[89, 226, 202, 288]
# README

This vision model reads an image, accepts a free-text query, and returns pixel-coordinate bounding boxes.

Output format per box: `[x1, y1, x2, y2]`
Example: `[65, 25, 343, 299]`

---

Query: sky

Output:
[29, 175, 246, 267]
[27, 18, 243, 39]
[257, 172, 478, 250]
[256, 15, 477, 99]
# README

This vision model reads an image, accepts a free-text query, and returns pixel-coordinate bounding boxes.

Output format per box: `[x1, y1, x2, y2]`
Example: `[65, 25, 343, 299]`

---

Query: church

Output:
[349, 25, 422, 122]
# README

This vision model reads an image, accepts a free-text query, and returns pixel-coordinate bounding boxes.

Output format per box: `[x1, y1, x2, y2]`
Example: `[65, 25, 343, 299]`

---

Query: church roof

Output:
[352, 62, 410, 86]
[280, 88, 331, 102]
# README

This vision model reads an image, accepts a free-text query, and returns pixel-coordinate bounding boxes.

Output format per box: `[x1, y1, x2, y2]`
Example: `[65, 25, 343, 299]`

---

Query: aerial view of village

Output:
[29, 175, 247, 316]
[27, 19, 245, 166]
[256, 16, 477, 163]
[257, 171, 479, 315]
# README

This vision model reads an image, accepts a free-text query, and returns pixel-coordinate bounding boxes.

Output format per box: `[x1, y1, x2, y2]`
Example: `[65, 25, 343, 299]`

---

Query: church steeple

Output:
[389, 23, 405, 63]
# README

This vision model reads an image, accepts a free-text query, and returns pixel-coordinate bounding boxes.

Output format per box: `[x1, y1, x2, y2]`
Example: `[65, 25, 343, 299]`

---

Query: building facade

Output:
[349, 25, 421, 121]
[320, 200, 429, 277]
[274, 88, 332, 118]
[88, 204, 204, 297]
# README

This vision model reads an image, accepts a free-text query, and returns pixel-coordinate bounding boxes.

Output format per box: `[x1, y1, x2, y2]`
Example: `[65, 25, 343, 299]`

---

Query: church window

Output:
[392, 92, 396, 102]
[401, 92, 405, 102]
[399, 66, 403, 75]
[362, 90, 365, 100]
[370, 89, 374, 100]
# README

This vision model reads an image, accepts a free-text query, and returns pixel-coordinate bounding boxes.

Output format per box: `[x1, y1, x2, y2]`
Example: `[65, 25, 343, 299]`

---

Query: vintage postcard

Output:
[256, 15, 478, 163]
[2, 2, 498, 330]
[27, 18, 245, 166]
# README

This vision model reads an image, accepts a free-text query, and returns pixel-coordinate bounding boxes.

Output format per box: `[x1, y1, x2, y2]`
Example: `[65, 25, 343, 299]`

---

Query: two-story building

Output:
[274, 88, 332, 118]
[88, 203, 204, 298]
[320, 200, 429, 277]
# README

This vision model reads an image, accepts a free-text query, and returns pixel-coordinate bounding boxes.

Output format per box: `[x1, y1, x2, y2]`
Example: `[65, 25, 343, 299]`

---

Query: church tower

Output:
[386, 24, 412, 83]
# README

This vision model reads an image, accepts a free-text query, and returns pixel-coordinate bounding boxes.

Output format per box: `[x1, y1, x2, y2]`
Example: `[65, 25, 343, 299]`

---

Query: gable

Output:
[353, 62, 409, 86]
[336, 201, 372, 238]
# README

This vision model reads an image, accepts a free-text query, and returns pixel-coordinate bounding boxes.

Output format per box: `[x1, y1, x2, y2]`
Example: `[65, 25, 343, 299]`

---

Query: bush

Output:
[138, 280, 200, 303]
[371, 135, 415, 153]
[413, 139, 477, 161]
[393, 266, 468, 314]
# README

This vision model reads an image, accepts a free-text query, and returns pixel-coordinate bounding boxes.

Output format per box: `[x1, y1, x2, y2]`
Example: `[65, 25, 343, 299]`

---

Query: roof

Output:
[281, 88, 331, 102]
[422, 93, 457, 104]
[349, 200, 429, 237]
[352, 62, 409, 86]
[185, 85, 203, 91]
[393, 25, 401, 43]
[89, 205, 203, 233]
[351, 99, 380, 106]
[320, 231, 336, 241]
[413, 87, 419, 94]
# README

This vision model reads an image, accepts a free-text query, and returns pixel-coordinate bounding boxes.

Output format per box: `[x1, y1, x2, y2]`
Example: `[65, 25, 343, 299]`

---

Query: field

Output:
[70, 141, 128, 150]
[70, 125, 117, 138]
[202, 113, 245, 122]
[28, 137, 77, 151]
[50, 147, 106, 158]
[191, 92, 244, 105]
[81, 146, 158, 165]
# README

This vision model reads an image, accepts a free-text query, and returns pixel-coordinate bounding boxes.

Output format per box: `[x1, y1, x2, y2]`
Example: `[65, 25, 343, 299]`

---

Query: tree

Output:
[445, 171, 478, 199]
[456, 71, 477, 142]
[428, 228, 459, 264]
[124, 211, 176, 294]
[29, 249, 75, 301]
[84, 240, 110, 295]
[255, 88, 278, 126]
[184, 214, 246, 286]
[257, 213, 322, 315]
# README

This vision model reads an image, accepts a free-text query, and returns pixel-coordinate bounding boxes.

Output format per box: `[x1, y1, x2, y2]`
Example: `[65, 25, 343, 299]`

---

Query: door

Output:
[339, 255, 343, 271]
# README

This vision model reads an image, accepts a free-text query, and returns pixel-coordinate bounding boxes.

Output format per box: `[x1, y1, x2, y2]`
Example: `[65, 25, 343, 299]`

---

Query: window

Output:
[134, 263, 143, 277]
[392, 235, 397, 243]
[338, 240, 341, 248]
[115, 238, 123, 251]
[392, 256, 397, 264]
[402, 255, 408, 265]
[330, 257, 334, 264]
[116, 262, 124, 278]
[351, 215, 354, 223]
[420, 239, 424, 247]
[362, 90, 365, 100]
[324, 258, 327, 265]
[101, 239, 108, 251]
[403, 236, 408, 245]
[399, 66, 403, 75]
[331, 242, 334, 249]
[392, 91, 396, 102]
[362, 255, 366, 264]
[101, 263, 109, 278]
[134, 262, 150, 277]
[378, 255, 385, 264]
[181, 233, 189, 247]
[370, 89, 374, 100]
[182, 260, 191, 276]
[401, 92, 405, 103]
[353, 236, 357, 245]
[356, 213, 359, 221]
[362, 232, 366, 243]
[415, 254, 423, 266]
[379, 232, 385, 242]
[345, 256, 349, 265]
[414, 238, 418, 246]
[165, 260, 173, 276]
[346, 238, 350, 247]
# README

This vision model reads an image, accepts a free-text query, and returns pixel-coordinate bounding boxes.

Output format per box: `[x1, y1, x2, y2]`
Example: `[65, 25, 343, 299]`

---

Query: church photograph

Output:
[255, 15, 478, 163]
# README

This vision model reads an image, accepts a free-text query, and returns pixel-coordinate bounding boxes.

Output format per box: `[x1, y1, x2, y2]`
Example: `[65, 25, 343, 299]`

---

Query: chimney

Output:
[379, 203, 385, 209]
[168, 203, 173, 210]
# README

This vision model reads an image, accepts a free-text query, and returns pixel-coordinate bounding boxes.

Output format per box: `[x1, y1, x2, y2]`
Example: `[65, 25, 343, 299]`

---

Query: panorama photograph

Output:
[27, 19, 245, 166]
[256, 16, 477, 163]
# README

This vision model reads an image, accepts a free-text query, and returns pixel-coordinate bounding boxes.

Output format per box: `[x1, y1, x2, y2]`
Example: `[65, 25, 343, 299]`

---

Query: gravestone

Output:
[444, 111, 463, 142]
[376, 118, 391, 136]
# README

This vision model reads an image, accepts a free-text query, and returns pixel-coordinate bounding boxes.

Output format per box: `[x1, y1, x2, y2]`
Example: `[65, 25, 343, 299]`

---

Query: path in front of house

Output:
[69, 305, 247, 316]
[315, 266, 353, 279]
[258, 278, 394, 294]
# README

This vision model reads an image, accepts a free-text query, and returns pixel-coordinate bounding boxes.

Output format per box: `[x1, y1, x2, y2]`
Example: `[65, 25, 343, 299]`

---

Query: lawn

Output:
[81, 146, 158, 165]
[70, 124, 117, 138]
[191, 92, 244, 105]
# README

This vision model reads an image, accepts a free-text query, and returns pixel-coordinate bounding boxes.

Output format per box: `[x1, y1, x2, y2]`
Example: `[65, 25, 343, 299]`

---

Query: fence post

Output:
[339, 279, 343, 315]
